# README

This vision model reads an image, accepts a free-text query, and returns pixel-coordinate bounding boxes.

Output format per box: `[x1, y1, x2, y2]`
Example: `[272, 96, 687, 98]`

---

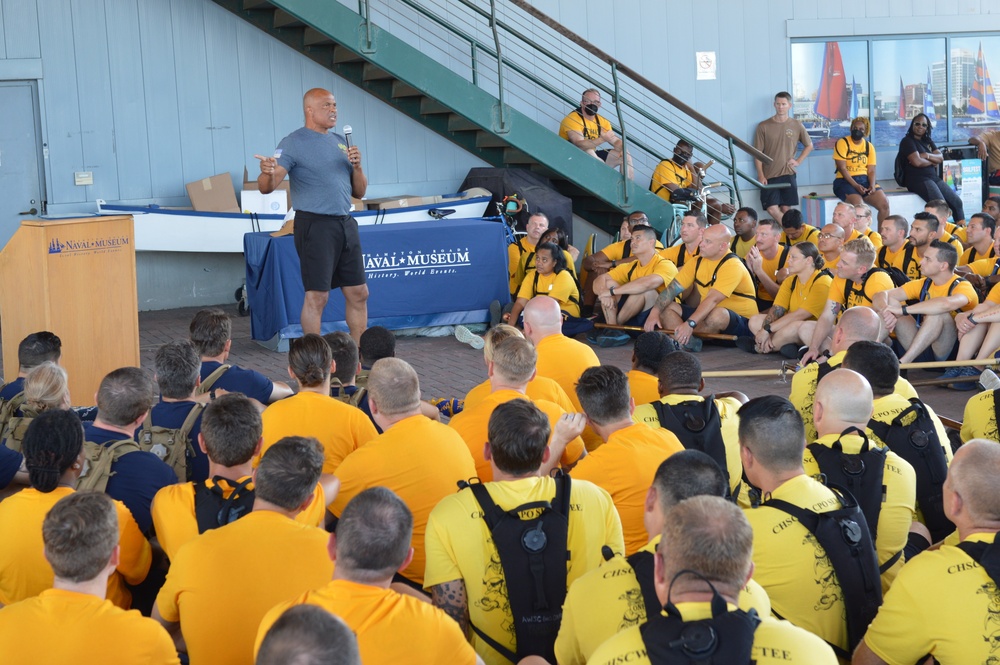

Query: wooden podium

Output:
[0, 216, 140, 407]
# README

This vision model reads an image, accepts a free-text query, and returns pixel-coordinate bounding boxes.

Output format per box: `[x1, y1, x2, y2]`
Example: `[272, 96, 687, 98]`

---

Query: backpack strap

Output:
[622, 239, 632, 259]
[194, 476, 255, 533]
[198, 364, 231, 394]
[877, 246, 888, 269]
[957, 539, 1000, 589]
[625, 550, 660, 620]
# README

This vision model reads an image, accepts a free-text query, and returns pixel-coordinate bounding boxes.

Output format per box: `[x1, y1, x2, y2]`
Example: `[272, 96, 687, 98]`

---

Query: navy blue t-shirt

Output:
[83, 422, 177, 534]
[0, 377, 24, 401]
[0, 445, 22, 489]
[200, 361, 274, 404]
[138, 400, 208, 483]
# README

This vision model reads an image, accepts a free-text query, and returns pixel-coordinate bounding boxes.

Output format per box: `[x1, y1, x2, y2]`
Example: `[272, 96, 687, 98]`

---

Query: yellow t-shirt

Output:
[533, 333, 602, 451]
[789, 350, 920, 443]
[586, 601, 837, 665]
[899, 275, 979, 315]
[508, 237, 536, 294]
[0, 588, 179, 665]
[862, 228, 884, 250]
[756, 246, 791, 301]
[730, 235, 756, 260]
[657, 243, 698, 270]
[607, 253, 678, 294]
[773, 269, 832, 318]
[939, 229, 964, 255]
[602, 238, 665, 263]
[150, 477, 327, 561]
[862, 532, 999, 665]
[259, 390, 379, 474]
[329, 415, 477, 585]
[515, 269, 580, 317]
[633, 394, 744, 494]
[0, 486, 151, 609]
[650, 159, 694, 200]
[155, 510, 334, 665]
[558, 110, 612, 142]
[447, 389, 584, 481]
[877, 242, 922, 281]
[828, 270, 895, 309]
[674, 253, 758, 318]
[555, 536, 771, 665]
[961, 389, 1000, 443]
[744, 474, 849, 653]
[833, 136, 876, 178]
[464, 375, 575, 413]
[423, 475, 624, 665]
[966, 256, 999, 277]
[516, 247, 577, 287]
[570, 423, 683, 555]
[255, 579, 477, 665]
[780, 224, 820, 246]
[960, 245, 996, 266]
[806, 432, 917, 589]
[626, 369, 660, 406]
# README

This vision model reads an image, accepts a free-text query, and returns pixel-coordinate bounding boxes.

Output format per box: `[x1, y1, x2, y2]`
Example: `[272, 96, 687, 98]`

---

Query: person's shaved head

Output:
[814, 369, 874, 434]
[947, 440, 1000, 524]
[833, 306, 883, 352]
[704, 224, 732, 243]
[821, 223, 845, 240]
[522, 296, 563, 339]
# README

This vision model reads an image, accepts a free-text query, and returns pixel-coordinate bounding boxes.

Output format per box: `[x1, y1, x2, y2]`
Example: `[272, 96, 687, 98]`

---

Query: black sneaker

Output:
[780, 344, 801, 359]
[734, 336, 757, 354]
[489, 300, 502, 328]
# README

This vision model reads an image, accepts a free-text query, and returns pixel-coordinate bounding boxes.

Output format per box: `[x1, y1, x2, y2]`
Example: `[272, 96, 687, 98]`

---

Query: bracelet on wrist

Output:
[969, 314, 979, 325]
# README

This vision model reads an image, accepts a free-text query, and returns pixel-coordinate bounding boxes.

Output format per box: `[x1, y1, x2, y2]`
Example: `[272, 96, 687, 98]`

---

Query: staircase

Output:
[212, 0, 767, 236]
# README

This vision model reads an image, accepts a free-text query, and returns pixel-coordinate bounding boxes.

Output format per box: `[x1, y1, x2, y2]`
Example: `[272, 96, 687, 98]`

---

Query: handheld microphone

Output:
[343, 125, 353, 149]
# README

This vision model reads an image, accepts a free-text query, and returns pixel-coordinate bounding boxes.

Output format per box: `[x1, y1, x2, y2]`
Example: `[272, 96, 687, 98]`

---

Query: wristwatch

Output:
[901, 305, 909, 316]
[763, 322, 772, 334]
[687, 320, 697, 329]
[969, 314, 979, 325]
[610, 286, 616, 297]
[610, 260, 617, 268]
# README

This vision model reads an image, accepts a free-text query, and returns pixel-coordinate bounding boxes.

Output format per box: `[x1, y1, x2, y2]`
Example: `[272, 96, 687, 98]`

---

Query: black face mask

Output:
[851, 129, 865, 141]
[584, 103, 599, 115]
[673, 154, 690, 166]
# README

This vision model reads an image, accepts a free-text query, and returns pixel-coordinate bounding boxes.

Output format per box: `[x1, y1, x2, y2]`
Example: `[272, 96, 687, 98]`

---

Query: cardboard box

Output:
[350, 197, 364, 212]
[241, 190, 288, 216]
[186, 174, 240, 213]
[242, 167, 292, 210]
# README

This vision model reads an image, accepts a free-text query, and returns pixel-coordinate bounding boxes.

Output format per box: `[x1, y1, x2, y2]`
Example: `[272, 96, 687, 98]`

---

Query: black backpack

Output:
[640, 571, 760, 665]
[763, 484, 882, 658]
[464, 473, 571, 663]
[894, 150, 908, 188]
[876, 245, 916, 287]
[868, 399, 952, 542]
[957, 538, 1000, 589]
[807, 428, 888, 546]
[193, 476, 255, 534]
[842, 268, 891, 308]
[650, 397, 730, 491]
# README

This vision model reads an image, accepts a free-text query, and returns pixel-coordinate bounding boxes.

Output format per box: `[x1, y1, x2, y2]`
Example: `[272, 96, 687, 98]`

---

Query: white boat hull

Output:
[96, 196, 492, 253]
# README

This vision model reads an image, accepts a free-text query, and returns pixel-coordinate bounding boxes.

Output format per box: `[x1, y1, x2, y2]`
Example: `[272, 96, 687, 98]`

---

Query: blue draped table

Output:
[244, 218, 511, 344]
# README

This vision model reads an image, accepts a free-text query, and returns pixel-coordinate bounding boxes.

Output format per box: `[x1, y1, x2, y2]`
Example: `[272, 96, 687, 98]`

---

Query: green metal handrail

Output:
[356, 0, 784, 206]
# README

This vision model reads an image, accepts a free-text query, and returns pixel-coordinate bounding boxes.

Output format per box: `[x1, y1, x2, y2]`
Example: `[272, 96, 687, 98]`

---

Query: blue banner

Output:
[244, 218, 511, 341]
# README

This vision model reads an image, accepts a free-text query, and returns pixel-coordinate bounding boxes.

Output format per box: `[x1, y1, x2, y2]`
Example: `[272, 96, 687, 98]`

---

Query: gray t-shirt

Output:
[275, 126, 353, 216]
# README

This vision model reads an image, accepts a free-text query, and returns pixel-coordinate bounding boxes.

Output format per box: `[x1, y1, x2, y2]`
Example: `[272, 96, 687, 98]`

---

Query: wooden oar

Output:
[593, 322, 738, 342]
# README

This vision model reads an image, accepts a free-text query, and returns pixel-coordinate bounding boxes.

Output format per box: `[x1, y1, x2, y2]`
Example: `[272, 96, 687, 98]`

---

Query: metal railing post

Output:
[362, 0, 374, 53]
[728, 138, 743, 208]
[488, 0, 509, 133]
[610, 63, 629, 206]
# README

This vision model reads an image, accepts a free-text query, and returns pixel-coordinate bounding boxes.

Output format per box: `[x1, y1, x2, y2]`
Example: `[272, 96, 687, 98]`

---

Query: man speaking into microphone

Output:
[256, 88, 368, 342]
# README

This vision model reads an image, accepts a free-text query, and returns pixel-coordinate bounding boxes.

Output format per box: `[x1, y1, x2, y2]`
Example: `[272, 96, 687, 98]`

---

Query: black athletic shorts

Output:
[293, 210, 366, 292]
[760, 174, 799, 209]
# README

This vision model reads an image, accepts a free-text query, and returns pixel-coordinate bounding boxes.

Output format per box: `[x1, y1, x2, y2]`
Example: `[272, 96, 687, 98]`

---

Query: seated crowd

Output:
[3, 182, 1000, 665]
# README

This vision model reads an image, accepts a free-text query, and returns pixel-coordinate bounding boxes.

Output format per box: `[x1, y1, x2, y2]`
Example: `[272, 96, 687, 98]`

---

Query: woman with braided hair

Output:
[0, 410, 151, 609]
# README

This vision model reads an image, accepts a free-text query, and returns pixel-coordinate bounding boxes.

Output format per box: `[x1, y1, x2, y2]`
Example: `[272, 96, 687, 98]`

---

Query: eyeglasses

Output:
[818, 233, 842, 240]
[583, 98, 601, 105]
[913, 122, 928, 127]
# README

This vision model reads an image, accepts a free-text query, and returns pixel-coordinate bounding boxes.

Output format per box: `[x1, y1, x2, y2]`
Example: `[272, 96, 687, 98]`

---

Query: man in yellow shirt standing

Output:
[153, 438, 334, 665]
[0, 492, 178, 664]
[854, 440, 1000, 665]
[593, 225, 678, 327]
[257, 488, 481, 665]
[645, 223, 757, 352]
[571, 365, 683, 554]
[330, 358, 477, 587]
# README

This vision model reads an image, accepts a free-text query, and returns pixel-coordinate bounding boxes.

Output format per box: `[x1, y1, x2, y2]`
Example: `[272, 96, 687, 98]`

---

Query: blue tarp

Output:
[244, 218, 511, 341]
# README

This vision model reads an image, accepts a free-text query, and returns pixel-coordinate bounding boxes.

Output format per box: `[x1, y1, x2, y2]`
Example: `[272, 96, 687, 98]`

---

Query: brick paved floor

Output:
[143, 306, 971, 423]
[1, 304, 972, 423]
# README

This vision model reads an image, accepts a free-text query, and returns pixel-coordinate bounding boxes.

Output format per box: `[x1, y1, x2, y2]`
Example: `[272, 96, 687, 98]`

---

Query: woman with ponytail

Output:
[259, 333, 379, 477]
[0, 410, 152, 609]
